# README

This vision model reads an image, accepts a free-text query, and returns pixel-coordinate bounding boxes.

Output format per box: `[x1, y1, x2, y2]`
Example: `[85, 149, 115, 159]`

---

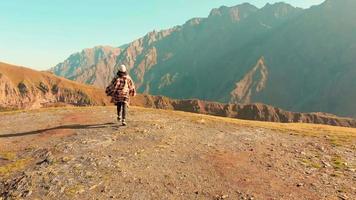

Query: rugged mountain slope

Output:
[52, 0, 356, 118]
[244, 0, 356, 116]
[52, 46, 121, 89]
[0, 62, 110, 110]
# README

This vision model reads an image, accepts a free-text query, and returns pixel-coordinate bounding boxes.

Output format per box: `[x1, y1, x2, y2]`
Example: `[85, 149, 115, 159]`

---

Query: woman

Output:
[105, 65, 136, 126]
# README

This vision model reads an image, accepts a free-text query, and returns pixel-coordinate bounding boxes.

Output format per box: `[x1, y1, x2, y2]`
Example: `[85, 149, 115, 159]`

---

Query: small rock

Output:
[215, 194, 229, 200]
[296, 183, 304, 187]
[347, 168, 355, 172]
[77, 188, 85, 194]
[338, 194, 348, 200]
[61, 156, 71, 163]
[322, 160, 331, 168]
[37, 151, 54, 165]
[101, 186, 108, 193]
[23, 190, 32, 197]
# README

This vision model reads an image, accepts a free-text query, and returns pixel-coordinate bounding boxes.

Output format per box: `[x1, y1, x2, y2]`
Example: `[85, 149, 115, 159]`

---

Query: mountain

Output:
[51, 46, 121, 89]
[0, 62, 111, 110]
[51, 0, 356, 118]
[3, 61, 356, 128]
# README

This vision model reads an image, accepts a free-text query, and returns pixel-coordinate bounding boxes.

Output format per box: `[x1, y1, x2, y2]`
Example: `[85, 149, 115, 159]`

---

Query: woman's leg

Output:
[117, 103, 122, 120]
[122, 102, 127, 121]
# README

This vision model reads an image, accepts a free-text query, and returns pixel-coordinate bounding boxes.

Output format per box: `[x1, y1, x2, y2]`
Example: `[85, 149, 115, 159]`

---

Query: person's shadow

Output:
[0, 122, 119, 138]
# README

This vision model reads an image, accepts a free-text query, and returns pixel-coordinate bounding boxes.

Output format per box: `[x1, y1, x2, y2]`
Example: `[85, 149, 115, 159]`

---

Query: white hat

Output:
[118, 64, 127, 73]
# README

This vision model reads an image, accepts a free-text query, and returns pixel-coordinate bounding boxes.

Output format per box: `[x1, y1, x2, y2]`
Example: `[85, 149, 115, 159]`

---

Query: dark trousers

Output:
[116, 102, 127, 120]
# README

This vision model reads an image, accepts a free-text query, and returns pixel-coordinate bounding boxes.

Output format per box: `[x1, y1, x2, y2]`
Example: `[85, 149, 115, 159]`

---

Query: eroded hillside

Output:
[0, 62, 110, 110]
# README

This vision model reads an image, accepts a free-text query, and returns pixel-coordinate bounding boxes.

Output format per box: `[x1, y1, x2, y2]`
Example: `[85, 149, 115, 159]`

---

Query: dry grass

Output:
[0, 151, 32, 176]
[300, 158, 322, 169]
[0, 105, 106, 116]
[0, 151, 16, 161]
[144, 106, 356, 137]
[331, 155, 348, 170]
[131, 107, 356, 148]
[0, 158, 32, 176]
[0, 107, 19, 112]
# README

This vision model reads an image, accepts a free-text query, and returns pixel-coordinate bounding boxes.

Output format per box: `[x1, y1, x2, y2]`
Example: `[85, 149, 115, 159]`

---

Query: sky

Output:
[0, 0, 324, 70]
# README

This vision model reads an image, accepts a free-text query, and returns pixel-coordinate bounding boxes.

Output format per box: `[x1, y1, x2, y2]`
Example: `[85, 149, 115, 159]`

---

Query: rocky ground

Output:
[0, 106, 355, 200]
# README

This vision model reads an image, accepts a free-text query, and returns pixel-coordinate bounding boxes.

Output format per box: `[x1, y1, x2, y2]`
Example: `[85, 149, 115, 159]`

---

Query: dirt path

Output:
[0, 107, 355, 200]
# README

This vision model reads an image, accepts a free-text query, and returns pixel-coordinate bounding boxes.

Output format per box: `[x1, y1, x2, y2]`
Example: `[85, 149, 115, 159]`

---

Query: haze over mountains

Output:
[51, 0, 356, 118]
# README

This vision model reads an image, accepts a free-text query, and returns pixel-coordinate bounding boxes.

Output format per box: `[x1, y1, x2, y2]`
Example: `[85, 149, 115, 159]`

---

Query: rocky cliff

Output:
[0, 62, 110, 110]
[51, 46, 121, 89]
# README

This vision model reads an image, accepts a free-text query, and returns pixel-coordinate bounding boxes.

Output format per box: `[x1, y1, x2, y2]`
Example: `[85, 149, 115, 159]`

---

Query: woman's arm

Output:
[105, 77, 118, 96]
[128, 78, 136, 97]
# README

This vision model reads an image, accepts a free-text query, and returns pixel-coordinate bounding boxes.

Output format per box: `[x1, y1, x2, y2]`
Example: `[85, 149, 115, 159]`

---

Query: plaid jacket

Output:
[105, 75, 136, 104]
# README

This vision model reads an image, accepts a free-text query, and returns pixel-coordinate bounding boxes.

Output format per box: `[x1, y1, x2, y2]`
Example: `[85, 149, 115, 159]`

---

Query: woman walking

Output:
[105, 65, 136, 126]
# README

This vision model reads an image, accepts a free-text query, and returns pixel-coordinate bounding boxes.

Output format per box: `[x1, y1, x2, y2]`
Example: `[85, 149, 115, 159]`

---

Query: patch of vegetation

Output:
[326, 135, 352, 147]
[17, 82, 28, 95]
[51, 84, 59, 94]
[0, 158, 31, 176]
[300, 158, 322, 169]
[330, 172, 343, 177]
[77, 90, 93, 105]
[42, 102, 72, 108]
[331, 155, 348, 170]
[65, 184, 85, 196]
[0, 106, 19, 112]
[0, 151, 16, 160]
[37, 82, 49, 93]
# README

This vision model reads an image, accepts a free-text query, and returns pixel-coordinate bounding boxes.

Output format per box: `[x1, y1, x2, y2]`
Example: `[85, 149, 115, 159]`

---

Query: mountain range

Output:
[51, 0, 356, 118]
[1, 61, 356, 127]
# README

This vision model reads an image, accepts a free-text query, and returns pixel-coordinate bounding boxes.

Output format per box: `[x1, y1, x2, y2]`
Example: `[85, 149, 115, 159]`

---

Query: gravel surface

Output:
[0, 106, 355, 200]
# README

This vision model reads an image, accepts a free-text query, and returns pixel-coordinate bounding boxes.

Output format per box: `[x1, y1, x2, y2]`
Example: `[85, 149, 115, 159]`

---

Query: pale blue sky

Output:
[0, 0, 324, 70]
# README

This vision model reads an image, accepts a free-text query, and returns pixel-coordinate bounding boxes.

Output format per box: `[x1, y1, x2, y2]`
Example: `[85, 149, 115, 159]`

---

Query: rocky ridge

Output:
[132, 94, 356, 128]
[0, 62, 110, 110]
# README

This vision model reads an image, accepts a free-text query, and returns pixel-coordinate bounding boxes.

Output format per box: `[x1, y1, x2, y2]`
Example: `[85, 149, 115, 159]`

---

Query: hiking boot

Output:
[122, 120, 127, 126]
[117, 116, 121, 122]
